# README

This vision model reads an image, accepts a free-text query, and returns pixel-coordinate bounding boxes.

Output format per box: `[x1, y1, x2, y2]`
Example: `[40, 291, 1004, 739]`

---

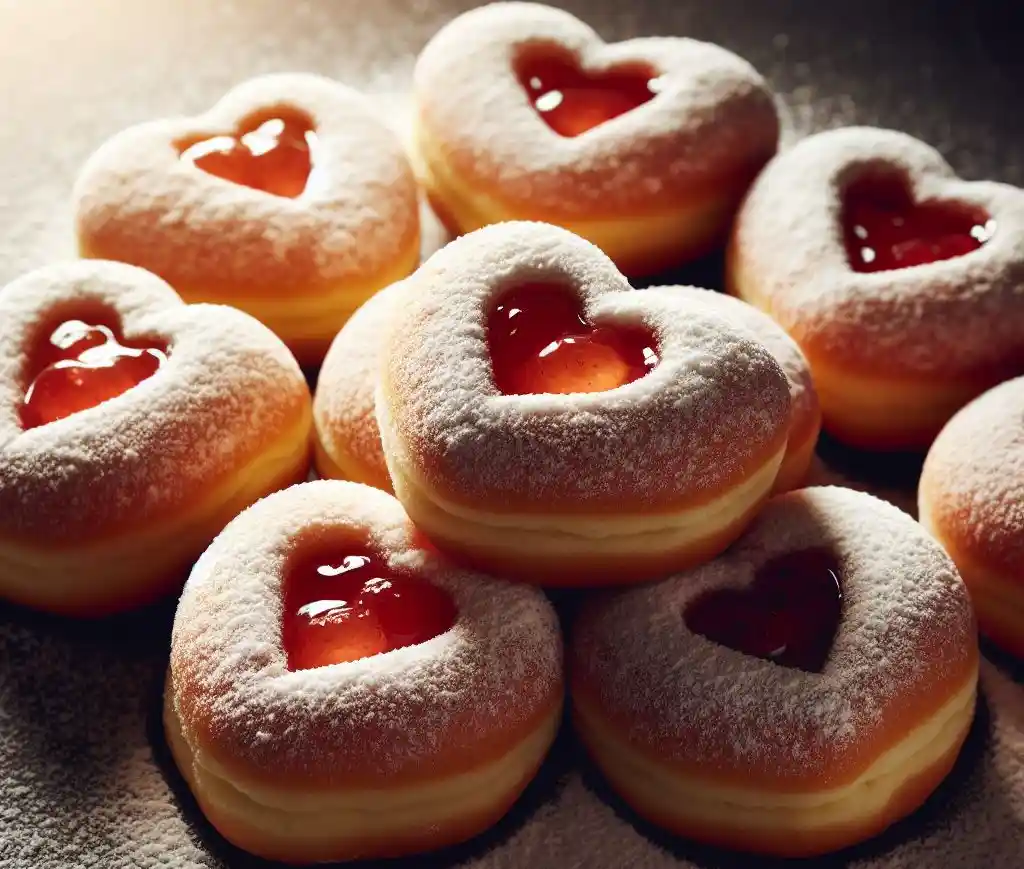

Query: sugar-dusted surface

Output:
[646, 285, 819, 452]
[380, 221, 790, 512]
[0, 261, 309, 542]
[573, 487, 977, 783]
[414, 2, 779, 217]
[169, 480, 563, 784]
[920, 376, 1024, 575]
[74, 73, 419, 299]
[3, 1, 1024, 867]
[730, 126, 1024, 379]
[313, 282, 401, 487]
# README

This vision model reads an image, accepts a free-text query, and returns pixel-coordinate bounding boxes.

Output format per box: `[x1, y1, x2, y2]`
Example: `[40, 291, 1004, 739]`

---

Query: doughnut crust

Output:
[165, 480, 563, 863]
[0, 261, 311, 615]
[377, 222, 791, 585]
[572, 486, 979, 857]
[313, 283, 399, 492]
[728, 126, 1024, 449]
[919, 376, 1024, 657]
[73, 73, 420, 366]
[412, 2, 778, 276]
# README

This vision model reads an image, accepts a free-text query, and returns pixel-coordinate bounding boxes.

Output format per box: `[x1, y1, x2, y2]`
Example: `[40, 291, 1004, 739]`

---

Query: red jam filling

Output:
[518, 53, 660, 137]
[20, 320, 166, 429]
[843, 175, 994, 272]
[282, 546, 458, 671]
[179, 114, 317, 198]
[684, 548, 843, 673]
[487, 283, 659, 396]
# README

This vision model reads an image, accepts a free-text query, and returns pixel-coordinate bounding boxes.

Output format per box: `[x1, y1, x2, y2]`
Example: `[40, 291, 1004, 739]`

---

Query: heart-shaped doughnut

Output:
[412, 2, 779, 276]
[165, 480, 563, 863]
[920, 375, 1024, 657]
[313, 281, 820, 499]
[0, 261, 312, 615]
[571, 486, 979, 857]
[728, 126, 1024, 449]
[375, 222, 792, 586]
[72, 73, 420, 366]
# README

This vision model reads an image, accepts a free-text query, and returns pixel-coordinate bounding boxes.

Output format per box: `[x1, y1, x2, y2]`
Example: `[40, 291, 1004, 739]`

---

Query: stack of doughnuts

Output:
[3, 1, 1013, 863]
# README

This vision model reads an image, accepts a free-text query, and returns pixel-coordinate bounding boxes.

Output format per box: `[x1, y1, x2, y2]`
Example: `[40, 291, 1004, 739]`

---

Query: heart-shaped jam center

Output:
[20, 319, 166, 430]
[684, 548, 842, 673]
[179, 112, 317, 198]
[517, 52, 660, 137]
[843, 175, 994, 272]
[282, 545, 457, 671]
[487, 283, 659, 396]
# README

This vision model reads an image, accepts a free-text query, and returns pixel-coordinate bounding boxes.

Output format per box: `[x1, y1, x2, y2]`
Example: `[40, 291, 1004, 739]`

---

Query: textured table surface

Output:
[1, 1, 1022, 867]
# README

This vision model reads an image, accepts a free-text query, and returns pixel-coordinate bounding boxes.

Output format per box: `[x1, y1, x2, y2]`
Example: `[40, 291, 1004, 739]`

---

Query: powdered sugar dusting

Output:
[573, 486, 976, 781]
[731, 126, 1024, 378]
[73, 73, 419, 297]
[413, 2, 779, 216]
[646, 285, 819, 448]
[313, 282, 401, 487]
[169, 480, 563, 782]
[920, 376, 1024, 573]
[0, 260, 309, 541]
[379, 222, 791, 511]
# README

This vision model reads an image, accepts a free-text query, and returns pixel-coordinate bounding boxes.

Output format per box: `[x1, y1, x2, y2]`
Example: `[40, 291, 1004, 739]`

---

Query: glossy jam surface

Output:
[843, 176, 994, 272]
[179, 114, 317, 198]
[487, 283, 659, 396]
[684, 548, 843, 673]
[21, 320, 166, 429]
[282, 546, 458, 671]
[518, 53, 660, 137]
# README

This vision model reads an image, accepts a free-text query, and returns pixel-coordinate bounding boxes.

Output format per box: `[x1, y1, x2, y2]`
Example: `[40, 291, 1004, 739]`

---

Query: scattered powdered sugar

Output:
[313, 281, 404, 487]
[378, 221, 791, 511]
[920, 376, 1024, 573]
[169, 479, 563, 781]
[413, 2, 779, 216]
[573, 486, 976, 781]
[0, 260, 309, 541]
[73, 73, 420, 296]
[730, 126, 1024, 378]
[646, 285, 819, 447]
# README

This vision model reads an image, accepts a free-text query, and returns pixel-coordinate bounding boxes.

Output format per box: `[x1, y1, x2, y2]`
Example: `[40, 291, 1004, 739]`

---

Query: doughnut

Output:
[376, 221, 791, 586]
[727, 126, 1024, 450]
[647, 286, 821, 493]
[0, 261, 312, 616]
[313, 282, 401, 493]
[72, 73, 420, 366]
[164, 479, 563, 863]
[316, 280, 818, 500]
[919, 376, 1024, 657]
[412, 2, 779, 277]
[572, 485, 979, 857]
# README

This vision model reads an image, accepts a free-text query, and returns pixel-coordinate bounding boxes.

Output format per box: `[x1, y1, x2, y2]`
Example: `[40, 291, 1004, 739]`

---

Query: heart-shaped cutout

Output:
[282, 542, 457, 670]
[21, 318, 167, 429]
[487, 282, 659, 395]
[179, 111, 317, 198]
[684, 547, 842, 672]
[516, 49, 659, 137]
[842, 174, 994, 272]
